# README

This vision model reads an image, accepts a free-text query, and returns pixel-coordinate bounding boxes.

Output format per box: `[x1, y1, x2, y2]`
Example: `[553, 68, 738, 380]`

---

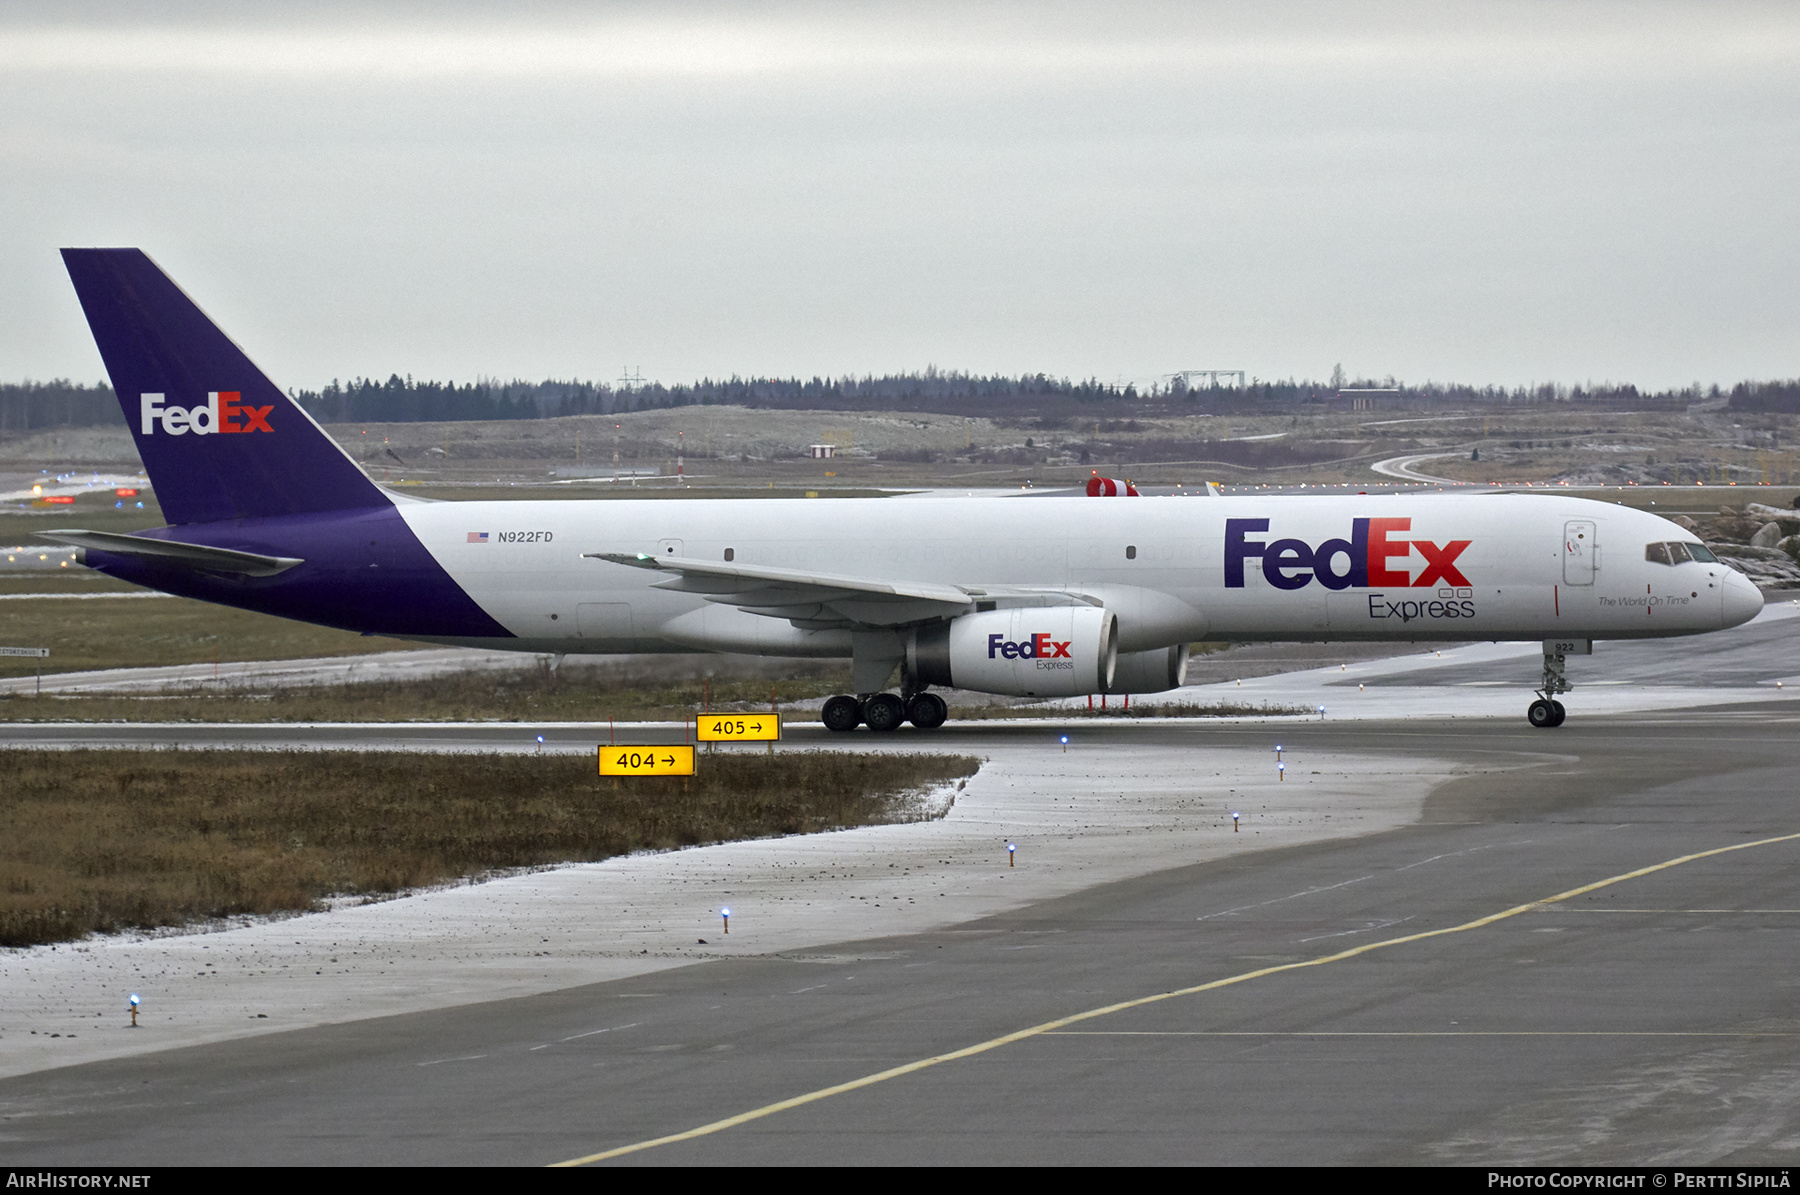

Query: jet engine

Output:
[1103, 644, 1190, 694]
[908, 606, 1117, 697]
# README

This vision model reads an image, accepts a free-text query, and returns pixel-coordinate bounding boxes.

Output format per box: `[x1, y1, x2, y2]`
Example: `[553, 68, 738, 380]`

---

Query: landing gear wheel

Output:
[863, 692, 906, 732]
[1549, 700, 1566, 727]
[1527, 698, 1558, 728]
[822, 694, 862, 732]
[906, 692, 948, 729]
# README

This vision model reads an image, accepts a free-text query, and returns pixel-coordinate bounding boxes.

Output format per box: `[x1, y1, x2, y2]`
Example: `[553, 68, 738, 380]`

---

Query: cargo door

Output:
[578, 602, 635, 641]
[1562, 521, 1596, 586]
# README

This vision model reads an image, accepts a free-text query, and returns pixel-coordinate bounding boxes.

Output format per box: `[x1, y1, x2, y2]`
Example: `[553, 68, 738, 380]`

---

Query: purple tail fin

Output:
[61, 248, 390, 524]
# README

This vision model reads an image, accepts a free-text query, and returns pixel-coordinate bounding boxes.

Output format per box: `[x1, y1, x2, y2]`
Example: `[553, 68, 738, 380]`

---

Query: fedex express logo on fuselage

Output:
[139, 392, 273, 436]
[1225, 517, 1470, 591]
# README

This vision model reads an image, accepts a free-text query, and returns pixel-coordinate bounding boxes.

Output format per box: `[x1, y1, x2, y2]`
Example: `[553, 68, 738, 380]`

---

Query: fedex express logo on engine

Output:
[1226, 518, 1470, 591]
[989, 633, 1072, 661]
[139, 392, 273, 436]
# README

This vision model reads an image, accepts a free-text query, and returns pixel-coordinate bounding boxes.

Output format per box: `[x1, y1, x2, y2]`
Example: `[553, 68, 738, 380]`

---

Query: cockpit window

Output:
[1646, 541, 1717, 565]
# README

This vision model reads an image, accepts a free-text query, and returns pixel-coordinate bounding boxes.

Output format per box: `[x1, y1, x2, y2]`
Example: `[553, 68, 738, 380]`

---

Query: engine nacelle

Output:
[1085, 475, 1139, 496]
[1104, 644, 1190, 694]
[909, 606, 1118, 697]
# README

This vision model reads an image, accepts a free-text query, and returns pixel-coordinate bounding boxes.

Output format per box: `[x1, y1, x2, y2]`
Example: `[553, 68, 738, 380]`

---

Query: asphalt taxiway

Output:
[5, 711, 1800, 1164]
[2, 608, 1799, 1165]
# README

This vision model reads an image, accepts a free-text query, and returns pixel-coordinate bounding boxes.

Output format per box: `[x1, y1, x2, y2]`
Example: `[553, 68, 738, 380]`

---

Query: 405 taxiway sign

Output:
[599, 746, 696, 776]
[696, 714, 781, 742]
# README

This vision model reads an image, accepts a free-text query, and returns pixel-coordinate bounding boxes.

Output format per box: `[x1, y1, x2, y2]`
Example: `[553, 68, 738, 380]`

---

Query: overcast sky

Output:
[3, 2, 1797, 392]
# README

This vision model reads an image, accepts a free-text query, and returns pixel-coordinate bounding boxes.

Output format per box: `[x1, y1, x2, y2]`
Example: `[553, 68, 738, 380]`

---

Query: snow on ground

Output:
[5, 603, 1796, 1078]
[1171, 600, 1800, 720]
[0, 472, 150, 503]
[0, 735, 1455, 1079]
[0, 647, 538, 696]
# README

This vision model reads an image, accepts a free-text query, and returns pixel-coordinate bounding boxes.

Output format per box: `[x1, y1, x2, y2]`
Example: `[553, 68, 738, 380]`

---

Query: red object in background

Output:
[115, 488, 138, 497]
[1085, 474, 1140, 497]
[34, 495, 75, 505]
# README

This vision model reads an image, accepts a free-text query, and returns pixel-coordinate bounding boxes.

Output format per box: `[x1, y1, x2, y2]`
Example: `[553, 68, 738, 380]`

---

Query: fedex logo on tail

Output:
[139, 392, 273, 436]
[1226, 517, 1471, 591]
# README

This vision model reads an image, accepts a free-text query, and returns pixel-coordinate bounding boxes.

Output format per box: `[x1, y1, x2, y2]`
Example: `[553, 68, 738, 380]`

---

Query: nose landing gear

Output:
[1528, 649, 1571, 728]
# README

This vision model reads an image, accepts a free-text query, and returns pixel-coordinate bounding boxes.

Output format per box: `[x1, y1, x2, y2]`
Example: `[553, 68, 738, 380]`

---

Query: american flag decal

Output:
[467, 532, 488, 543]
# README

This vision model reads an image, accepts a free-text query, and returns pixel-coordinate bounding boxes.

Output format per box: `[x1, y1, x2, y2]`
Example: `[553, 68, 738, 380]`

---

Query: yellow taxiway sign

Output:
[599, 745, 696, 776]
[695, 714, 781, 742]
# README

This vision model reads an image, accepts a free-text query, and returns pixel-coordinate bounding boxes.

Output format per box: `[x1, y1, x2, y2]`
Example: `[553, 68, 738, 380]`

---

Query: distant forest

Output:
[4, 371, 1798, 432]
[1728, 380, 1800, 413]
[0, 380, 129, 432]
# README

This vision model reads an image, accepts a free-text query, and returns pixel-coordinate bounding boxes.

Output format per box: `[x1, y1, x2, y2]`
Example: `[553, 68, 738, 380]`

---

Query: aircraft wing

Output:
[587, 551, 1093, 629]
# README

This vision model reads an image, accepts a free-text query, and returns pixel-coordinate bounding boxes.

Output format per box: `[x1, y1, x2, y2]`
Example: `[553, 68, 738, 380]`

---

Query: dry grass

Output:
[2, 490, 408, 678]
[0, 595, 410, 680]
[0, 665, 848, 722]
[0, 657, 1300, 723]
[0, 748, 980, 947]
[0, 495, 166, 545]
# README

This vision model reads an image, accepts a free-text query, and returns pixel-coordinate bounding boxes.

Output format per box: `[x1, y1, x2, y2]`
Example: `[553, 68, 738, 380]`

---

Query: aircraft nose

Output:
[1721, 568, 1763, 628]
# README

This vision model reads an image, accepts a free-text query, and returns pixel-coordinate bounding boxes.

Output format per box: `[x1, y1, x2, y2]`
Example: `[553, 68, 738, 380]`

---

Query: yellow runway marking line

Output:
[1539, 908, 1800, 914]
[1043, 1030, 1800, 1037]
[552, 829, 1800, 1167]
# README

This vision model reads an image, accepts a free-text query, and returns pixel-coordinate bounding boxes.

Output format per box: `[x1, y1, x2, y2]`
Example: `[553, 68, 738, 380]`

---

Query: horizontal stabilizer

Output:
[37, 530, 304, 577]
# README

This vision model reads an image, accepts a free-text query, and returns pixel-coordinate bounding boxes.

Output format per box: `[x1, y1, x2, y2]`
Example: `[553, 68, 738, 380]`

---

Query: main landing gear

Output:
[1528, 649, 1571, 729]
[821, 691, 948, 732]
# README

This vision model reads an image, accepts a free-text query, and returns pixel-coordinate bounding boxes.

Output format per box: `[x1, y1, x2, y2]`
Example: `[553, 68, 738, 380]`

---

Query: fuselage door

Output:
[578, 602, 634, 640]
[1562, 520, 1596, 586]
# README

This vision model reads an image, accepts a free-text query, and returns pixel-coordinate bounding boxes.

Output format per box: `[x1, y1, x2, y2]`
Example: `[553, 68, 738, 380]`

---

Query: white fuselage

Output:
[394, 492, 1763, 657]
